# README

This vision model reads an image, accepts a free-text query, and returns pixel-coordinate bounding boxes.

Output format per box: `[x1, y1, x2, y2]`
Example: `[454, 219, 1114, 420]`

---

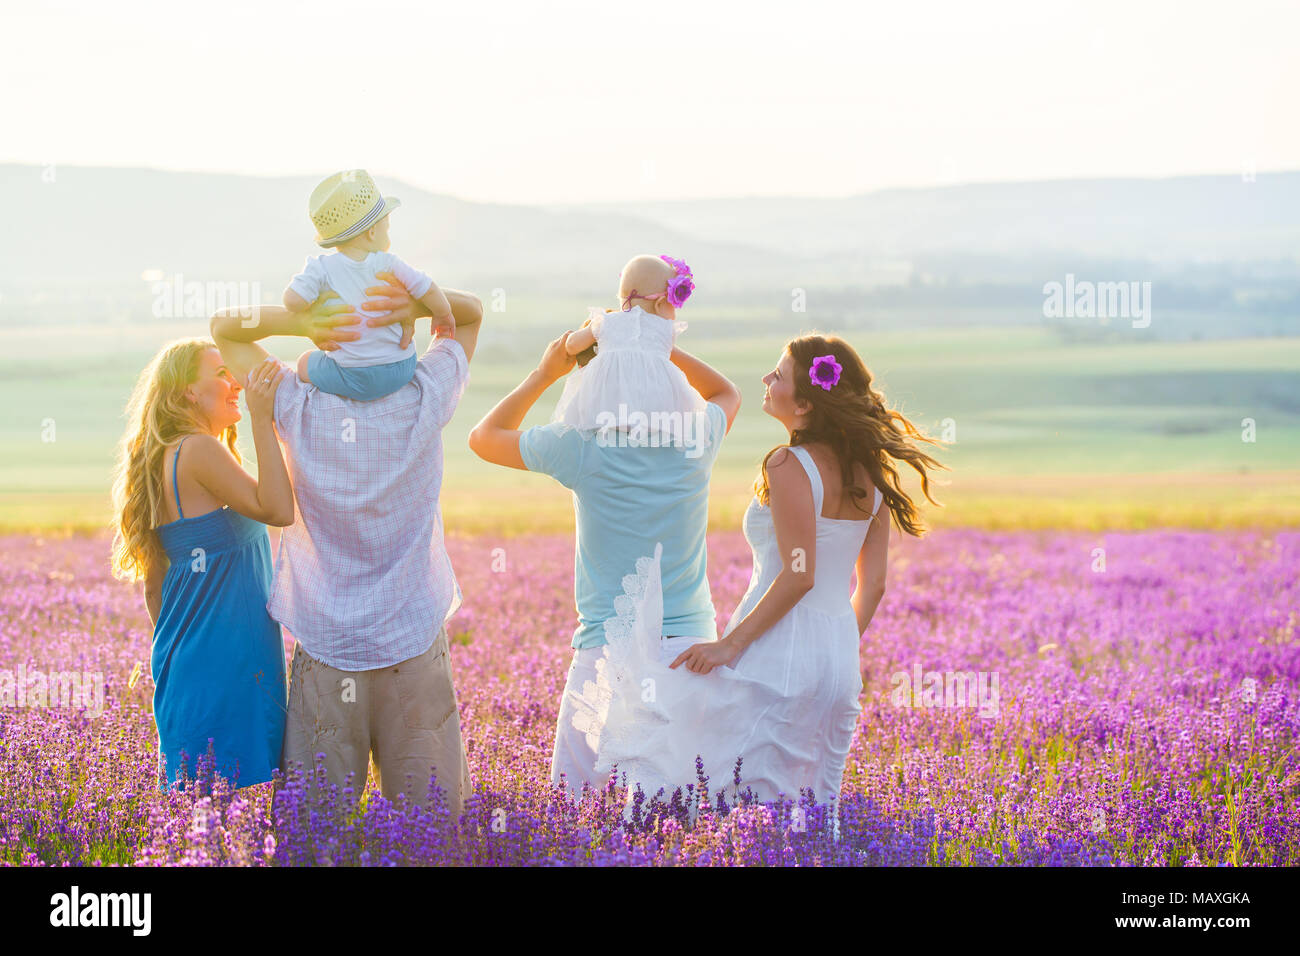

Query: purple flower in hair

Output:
[809, 354, 842, 391]
[660, 255, 692, 278]
[666, 274, 695, 308]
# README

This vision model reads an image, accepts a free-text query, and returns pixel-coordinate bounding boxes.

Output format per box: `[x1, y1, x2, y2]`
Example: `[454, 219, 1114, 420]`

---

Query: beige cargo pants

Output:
[280, 625, 471, 817]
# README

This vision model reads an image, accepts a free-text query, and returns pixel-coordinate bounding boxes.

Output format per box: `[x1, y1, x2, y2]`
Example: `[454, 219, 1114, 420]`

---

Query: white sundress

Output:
[551, 306, 713, 451]
[578, 444, 884, 809]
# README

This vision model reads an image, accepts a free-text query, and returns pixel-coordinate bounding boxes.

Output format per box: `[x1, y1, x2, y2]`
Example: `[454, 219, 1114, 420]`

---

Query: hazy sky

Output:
[3, 0, 1297, 204]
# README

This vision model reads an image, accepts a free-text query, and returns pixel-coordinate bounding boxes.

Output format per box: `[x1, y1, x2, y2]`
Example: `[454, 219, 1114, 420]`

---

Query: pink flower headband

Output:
[622, 255, 695, 310]
[809, 354, 843, 391]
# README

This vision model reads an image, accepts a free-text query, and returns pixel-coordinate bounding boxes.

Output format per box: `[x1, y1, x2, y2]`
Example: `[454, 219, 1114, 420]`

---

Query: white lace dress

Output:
[551, 306, 713, 451]
[578, 445, 884, 808]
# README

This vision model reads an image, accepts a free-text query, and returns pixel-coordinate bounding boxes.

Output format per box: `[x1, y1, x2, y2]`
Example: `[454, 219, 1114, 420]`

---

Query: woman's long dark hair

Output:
[755, 334, 946, 536]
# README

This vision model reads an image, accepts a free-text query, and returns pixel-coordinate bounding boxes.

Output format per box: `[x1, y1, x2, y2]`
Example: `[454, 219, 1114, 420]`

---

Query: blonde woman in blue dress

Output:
[588, 334, 945, 817]
[112, 338, 300, 791]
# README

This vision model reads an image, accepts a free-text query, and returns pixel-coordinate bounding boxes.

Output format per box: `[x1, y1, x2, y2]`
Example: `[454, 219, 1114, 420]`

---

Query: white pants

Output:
[550, 635, 710, 796]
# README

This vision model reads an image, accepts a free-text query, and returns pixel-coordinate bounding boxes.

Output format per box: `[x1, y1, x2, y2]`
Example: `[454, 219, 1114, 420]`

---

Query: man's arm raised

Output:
[361, 273, 484, 363]
[669, 346, 741, 433]
[210, 295, 361, 384]
[468, 332, 575, 469]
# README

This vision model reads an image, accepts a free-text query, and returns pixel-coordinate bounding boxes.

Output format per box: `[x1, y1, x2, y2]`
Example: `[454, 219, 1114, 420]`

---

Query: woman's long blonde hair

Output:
[110, 339, 239, 582]
[755, 334, 947, 537]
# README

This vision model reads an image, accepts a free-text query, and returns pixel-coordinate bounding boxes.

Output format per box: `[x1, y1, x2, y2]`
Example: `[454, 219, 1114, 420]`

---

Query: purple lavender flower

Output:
[0, 526, 1294, 867]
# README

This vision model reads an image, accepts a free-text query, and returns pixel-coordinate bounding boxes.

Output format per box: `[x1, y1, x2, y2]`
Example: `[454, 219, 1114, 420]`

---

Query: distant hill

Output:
[0, 163, 781, 293]
[563, 173, 1300, 262]
[1, 164, 1296, 334]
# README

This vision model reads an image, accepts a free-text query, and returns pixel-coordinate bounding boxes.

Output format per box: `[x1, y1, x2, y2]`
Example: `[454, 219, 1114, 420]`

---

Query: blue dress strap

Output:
[172, 436, 191, 519]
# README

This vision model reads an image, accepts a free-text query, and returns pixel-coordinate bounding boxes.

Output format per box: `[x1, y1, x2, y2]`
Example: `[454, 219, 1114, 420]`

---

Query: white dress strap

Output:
[787, 445, 825, 519]
[871, 486, 884, 519]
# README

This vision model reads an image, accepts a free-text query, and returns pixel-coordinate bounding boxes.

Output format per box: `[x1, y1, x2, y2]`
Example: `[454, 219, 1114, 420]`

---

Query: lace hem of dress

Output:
[569, 543, 668, 777]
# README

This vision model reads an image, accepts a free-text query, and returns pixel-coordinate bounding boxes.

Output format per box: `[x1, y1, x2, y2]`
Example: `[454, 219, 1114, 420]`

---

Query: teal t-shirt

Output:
[520, 401, 728, 649]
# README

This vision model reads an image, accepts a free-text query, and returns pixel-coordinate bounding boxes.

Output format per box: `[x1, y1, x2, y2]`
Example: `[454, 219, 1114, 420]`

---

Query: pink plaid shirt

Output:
[269, 337, 469, 670]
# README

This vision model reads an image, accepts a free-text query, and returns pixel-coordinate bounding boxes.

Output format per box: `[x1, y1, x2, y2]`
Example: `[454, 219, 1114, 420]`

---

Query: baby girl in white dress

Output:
[552, 254, 713, 454]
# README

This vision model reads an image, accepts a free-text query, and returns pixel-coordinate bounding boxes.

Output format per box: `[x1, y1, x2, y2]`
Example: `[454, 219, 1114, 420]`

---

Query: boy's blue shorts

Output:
[307, 352, 417, 401]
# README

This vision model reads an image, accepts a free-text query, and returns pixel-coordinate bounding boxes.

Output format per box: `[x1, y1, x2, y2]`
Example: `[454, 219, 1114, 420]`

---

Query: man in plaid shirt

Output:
[211, 282, 483, 816]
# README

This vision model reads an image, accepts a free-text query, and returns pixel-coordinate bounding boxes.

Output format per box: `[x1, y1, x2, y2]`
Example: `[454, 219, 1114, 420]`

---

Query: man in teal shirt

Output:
[469, 332, 742, 796]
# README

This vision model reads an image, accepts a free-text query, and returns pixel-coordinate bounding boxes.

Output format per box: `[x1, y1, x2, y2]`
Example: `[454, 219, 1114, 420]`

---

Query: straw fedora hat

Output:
[309, 169, 401, 247]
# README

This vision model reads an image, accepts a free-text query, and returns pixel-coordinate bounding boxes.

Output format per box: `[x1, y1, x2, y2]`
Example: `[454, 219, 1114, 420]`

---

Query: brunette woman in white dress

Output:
[585, 333, 946, 813]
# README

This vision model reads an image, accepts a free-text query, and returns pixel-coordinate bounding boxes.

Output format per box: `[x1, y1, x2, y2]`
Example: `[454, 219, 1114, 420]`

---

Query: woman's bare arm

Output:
[852, 501, 889, 634]
[182, 360, 296, 526]
[671, 449, 815, 673]
[144, 558, 165, 627]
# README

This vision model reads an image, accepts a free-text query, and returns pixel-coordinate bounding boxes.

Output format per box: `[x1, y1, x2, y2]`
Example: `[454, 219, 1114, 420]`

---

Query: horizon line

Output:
[2, 160, 1297, 208]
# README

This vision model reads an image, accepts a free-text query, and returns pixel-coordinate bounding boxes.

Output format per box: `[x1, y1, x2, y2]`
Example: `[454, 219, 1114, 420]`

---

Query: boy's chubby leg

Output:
[296, 349, 315, 385]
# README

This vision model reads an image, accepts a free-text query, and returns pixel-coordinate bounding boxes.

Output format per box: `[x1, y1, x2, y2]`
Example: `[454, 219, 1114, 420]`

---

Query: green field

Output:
[2, 308, 1297, 532]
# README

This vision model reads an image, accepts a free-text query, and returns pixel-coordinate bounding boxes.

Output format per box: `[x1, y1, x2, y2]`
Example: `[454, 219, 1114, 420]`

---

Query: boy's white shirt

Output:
[289, 250, 434, 368]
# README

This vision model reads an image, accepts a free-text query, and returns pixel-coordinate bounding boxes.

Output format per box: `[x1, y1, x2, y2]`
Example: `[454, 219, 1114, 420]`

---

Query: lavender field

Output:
[1, 528, 1297, 866]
